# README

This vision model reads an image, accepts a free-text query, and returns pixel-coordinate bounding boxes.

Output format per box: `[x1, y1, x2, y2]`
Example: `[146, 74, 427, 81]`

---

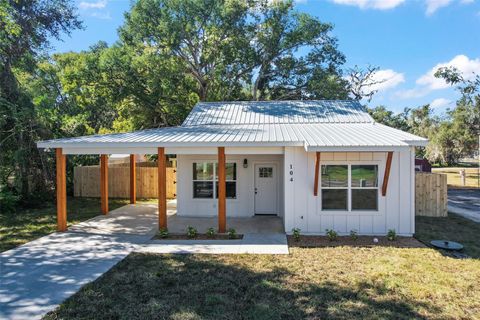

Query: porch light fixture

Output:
[243, 158, 248, 168]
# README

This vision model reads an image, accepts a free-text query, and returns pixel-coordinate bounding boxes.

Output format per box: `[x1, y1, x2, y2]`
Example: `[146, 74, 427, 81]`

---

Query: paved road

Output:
[448, 189, 480, 222]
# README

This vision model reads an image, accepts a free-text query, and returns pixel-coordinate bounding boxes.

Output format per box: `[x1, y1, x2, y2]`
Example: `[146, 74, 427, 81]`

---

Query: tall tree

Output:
[119, 0, 348, 102]
[0, 0, 81, 202]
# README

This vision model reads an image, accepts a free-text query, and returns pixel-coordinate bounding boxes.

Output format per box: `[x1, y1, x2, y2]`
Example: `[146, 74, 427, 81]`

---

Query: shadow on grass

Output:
[44, 253, 438, 320]
[0, 197, 130, 252]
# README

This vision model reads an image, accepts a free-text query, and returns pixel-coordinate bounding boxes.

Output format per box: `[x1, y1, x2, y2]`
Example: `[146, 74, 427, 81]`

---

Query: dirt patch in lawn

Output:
[153, 233, 244, 240]
[288, 235, 426, 248]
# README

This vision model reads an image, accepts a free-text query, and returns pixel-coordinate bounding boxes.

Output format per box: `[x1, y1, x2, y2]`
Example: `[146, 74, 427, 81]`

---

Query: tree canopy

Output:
[1, 0, 479, 212]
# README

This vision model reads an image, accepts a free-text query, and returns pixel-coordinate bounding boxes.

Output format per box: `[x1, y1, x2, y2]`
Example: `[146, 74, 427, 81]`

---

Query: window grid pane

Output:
[194, 162, 237, 199]
[321, 164, 379, 212]
[321, 165, 348, 188]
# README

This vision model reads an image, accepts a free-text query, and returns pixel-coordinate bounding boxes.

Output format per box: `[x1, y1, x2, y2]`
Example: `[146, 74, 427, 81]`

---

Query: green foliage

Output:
[227, 228, 237, 239]
[325, 229, 338, 241]
[350, 229, 358, 241]
[292, 228, 301, 241]
[120, 0, 347, 101]
[206, 227, 216, 238]
[186, 226, 198, 239]
[0, 189, 20, 214]
[158, 228, 169, 239]
[387, 229, 397, 241]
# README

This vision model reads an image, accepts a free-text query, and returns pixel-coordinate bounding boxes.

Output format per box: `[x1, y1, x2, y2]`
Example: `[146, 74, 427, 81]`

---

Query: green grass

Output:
[0, 197, 138, 252]
[44, 215, 480, 320]
[415, 213, 480, 258]
[431, 167, 480, 188]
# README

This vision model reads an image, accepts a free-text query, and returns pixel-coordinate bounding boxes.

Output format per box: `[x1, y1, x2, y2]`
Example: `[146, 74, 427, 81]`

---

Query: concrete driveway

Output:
[448, 189, 480, 222]
[0, 202, 287, 319]
[0, 203, 164, 320]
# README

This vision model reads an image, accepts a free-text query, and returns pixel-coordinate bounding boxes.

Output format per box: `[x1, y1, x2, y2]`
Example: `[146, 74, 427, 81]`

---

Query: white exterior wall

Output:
[176, 154, 284, 218]
[283, 147, 416, 236]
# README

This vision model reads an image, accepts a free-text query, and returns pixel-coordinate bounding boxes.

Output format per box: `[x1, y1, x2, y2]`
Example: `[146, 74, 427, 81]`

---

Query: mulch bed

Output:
[288, 235, 426, 248]
[153, 233, 244, 240]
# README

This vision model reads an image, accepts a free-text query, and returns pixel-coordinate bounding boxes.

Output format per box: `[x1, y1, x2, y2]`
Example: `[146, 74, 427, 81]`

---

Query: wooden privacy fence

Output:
[74, 165, 176, 199]
[415, 172, 447, 217]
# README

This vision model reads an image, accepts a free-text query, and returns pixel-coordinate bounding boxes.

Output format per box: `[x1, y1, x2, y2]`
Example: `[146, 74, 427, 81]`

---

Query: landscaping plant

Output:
[206, 227, 216, 239]
[158, 228, 169, 239]
[227, 228, 237, 239]
[326, 229, 338, 241]
[350, 229, 358, 241]
[292, 228, 301, 242]
[186, 226, 198, 239]
[387, 229, 397, 241]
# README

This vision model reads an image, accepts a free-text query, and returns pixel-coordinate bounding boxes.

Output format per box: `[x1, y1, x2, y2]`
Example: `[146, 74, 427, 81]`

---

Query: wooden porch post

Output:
[56, 148, 67, 231]
[382, 151, 394, 196]
[158, 147, 167, 229]
[100, 154, 109, 214]
[314, 152, 321, 196]
[218, 147, 226, 233]
[130, 154, 136, 204]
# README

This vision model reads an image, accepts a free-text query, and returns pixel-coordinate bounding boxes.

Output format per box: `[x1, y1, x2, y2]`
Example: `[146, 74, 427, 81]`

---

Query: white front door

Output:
[254, 164, 277, 215]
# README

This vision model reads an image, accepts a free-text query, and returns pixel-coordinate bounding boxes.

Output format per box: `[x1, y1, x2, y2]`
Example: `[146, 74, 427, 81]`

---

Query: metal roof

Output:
[37, 100, 428, 152]
[37, 123, 428, 150]
[182, 100, 373, 126]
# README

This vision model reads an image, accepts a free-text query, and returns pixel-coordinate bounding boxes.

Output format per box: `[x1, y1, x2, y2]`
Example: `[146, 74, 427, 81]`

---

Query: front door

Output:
[254, 164, 277, 215]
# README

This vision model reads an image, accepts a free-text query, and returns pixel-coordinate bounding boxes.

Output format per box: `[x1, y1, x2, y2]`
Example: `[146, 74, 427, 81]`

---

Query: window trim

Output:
[192, 160, 238, 200]
[320, 161, 382, 214]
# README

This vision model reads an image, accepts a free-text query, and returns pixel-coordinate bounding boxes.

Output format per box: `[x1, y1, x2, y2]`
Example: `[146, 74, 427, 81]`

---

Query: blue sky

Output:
[50, 0, 480, 113]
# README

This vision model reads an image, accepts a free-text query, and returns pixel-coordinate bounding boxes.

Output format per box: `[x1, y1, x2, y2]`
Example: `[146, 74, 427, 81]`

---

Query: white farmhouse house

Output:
[38, 100, 427, 236]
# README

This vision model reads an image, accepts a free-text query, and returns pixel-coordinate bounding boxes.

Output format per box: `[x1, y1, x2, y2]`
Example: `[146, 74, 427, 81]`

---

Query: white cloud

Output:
[430, 98, 452, 108]
[416, 55, 480, 90]
[460, 0, 474, 4]
[368, 69, 405, 92]
[79, 0, 107, 10]
[91, 11, 112, 20]
[425, 0, 453, 15]
[331, 0, 405, 10]
[394, 87, 430, 99]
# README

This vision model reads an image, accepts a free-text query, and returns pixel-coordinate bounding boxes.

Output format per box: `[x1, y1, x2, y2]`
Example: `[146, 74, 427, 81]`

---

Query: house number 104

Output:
[289, 164, 294, 182]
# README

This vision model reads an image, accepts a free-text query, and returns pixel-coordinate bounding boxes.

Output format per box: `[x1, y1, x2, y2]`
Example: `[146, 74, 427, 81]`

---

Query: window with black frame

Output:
[321, 164, 379, 211]
[192, 162, 237, 199]
[321, 165, 348, 210]
[351, 165, 378, 210]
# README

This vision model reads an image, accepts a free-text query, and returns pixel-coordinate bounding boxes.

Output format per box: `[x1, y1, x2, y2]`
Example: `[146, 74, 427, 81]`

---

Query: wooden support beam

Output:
[314, 152, 321, 196]
[100, 154, 109, 214]
[382, 151, 394, 196]
[218, 147, 226, 233]
[56, 148, 67, 231]
[130, 154, 136, 204]
[158, 147, 167, 229]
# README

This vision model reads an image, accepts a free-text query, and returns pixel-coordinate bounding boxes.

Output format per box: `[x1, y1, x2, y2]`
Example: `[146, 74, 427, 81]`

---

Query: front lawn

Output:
[416, 213, 480, 258]
[0, 197, 132, 252]
[45, 214, 480, 320]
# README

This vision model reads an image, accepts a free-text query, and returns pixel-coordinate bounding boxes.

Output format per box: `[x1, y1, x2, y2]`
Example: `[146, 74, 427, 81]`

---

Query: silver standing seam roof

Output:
[37, 100, 428, 151]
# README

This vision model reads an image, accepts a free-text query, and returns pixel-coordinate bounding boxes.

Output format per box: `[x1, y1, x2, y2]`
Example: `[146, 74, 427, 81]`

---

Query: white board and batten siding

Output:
[176, 154, 284, 218]
[283, 147, 416, 236]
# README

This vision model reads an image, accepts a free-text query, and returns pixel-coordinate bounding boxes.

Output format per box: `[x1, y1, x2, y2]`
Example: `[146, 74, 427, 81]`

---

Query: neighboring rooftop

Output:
[182, 100, 373, 126]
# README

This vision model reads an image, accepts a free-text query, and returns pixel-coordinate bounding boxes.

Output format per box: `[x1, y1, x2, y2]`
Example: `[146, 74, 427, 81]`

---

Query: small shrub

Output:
[186, 226, 198, 239]
[350, 229, 358, 241]
[387, 229, 397, 241]
[326, 229, 338, 241]
[227, 228, 237, 239]
[0, 189, 20, 214]
[292, 228, 301, 242]
[206, 227, 216, 238]
[158, 227, 169, 239]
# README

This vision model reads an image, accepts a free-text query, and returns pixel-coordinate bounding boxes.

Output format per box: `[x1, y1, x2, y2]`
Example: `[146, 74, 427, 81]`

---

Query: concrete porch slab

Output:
[139, 233, 289, 255]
